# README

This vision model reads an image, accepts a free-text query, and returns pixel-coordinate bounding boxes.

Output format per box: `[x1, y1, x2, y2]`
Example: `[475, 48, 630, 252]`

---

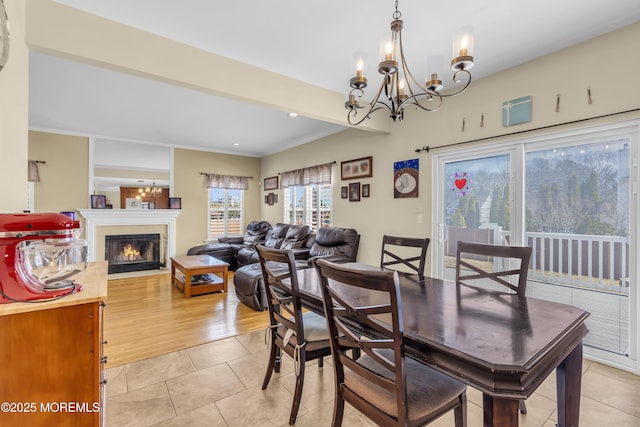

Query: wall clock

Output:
[0, 0, 9, 71]
[393, 158, 419, 198]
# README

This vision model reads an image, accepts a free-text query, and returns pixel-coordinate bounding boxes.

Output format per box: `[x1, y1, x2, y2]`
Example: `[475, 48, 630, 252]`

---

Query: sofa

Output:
[236, 223, 314, 268]
[186, 220, 272, 270]
[233, 226, 360, 311]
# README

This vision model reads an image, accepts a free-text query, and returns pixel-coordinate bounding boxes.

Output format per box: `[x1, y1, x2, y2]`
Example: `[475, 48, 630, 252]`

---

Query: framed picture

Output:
[341, 156, 373, 180]
[125, 198, 142, 209]
[394, 158, 419, 199]
[341, 186, 348, 199]
[169, 197, 182, 209]
[90, 194, 107, 209]
[264, 176, 279, 190]
[348, 182, 361, 201]
[265, 192, 277, 205]
[362, 184, 370, 198]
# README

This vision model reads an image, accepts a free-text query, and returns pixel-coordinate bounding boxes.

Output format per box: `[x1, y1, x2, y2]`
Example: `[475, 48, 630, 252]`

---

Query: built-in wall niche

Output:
[92, 139, 171, 208]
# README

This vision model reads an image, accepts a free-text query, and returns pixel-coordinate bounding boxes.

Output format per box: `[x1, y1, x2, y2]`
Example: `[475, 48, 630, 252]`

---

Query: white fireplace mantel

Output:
[78, 209, 181, 265]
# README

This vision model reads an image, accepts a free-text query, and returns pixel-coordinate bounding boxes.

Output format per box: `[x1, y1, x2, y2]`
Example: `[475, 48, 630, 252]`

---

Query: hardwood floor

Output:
[103, 272, 269, 367]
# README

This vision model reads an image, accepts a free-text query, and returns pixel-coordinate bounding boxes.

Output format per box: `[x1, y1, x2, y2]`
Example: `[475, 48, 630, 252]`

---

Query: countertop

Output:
[0, 261, 108, 316]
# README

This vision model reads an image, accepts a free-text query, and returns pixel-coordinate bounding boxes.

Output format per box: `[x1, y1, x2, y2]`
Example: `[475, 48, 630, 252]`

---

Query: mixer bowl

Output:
[17, 237, 88, 291]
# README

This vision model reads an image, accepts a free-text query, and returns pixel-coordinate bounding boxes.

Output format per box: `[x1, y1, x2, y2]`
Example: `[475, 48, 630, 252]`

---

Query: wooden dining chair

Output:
[455, 240, 532, 414]
[314, 258, 467, 427]
[455, 241, 532, 296]
[380, 235, 430, 278]
[256, 245, 333, 426]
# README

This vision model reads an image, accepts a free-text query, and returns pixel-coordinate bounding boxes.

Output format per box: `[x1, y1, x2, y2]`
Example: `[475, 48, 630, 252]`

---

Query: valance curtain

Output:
[27, 161, 40, 183]
[280, 162, 332, 188]
[205, 173, 249, 190]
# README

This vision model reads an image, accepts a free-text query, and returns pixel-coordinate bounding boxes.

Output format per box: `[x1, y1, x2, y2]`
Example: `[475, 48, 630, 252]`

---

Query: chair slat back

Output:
[257, 245, 305, 342]
[455, 241, 532, 295]
[380, 235, 430, 278]
[314, 259, 410, 423]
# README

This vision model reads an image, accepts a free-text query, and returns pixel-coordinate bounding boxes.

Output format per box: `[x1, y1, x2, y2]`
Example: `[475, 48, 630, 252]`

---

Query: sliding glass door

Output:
[433, 121, 639, 370]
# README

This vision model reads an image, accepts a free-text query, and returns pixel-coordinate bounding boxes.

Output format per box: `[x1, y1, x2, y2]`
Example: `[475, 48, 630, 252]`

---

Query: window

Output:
[283, 183, 332, 231]
[433, 120, 640, 371]
[208, 188, 243, 239]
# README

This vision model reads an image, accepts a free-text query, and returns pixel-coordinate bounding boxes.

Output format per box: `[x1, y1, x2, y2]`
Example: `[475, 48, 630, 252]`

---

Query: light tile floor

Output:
[106, 330, 640, 427]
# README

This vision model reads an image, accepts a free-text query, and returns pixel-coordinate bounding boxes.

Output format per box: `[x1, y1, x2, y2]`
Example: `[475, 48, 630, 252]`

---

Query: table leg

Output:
[556, 342, 583, 427]
[482, 394, 518, 427]
[222, 266, 228, 293]
[184, 271, 192, 298]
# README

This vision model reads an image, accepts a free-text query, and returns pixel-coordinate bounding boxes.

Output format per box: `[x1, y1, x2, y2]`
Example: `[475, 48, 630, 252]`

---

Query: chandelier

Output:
[345, 0, 475, 125]
[136, 181, 162, 199]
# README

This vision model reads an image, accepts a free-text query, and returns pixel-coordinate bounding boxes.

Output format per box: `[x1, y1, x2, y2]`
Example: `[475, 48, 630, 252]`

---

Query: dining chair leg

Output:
[331, 394, 345, 427]
[261, 338, 278, 390]
[274, 346, 282, 374]
[289, 361, 306, 425]
[318, 356, 323, 368]
[454, 393, 467, 427]
[519, 399, 527, 414]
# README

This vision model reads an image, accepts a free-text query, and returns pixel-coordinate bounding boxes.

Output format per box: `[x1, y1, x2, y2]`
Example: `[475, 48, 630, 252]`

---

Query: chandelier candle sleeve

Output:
[345, 0, 475, 125]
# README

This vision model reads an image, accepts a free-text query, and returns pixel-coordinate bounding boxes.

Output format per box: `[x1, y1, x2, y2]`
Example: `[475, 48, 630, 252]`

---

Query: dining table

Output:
[292, 264, 590, 427]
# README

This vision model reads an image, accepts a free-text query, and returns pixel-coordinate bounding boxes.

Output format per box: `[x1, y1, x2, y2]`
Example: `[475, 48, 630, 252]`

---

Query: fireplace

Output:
[105, 233, 161, 274]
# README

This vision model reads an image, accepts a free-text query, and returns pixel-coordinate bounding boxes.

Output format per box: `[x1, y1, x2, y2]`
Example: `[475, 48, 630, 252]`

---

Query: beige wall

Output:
[173, 148, 261, 256]
[262, 22, 640, 268]
[0, 0, 28, 212]
[28, 131, 89, 214]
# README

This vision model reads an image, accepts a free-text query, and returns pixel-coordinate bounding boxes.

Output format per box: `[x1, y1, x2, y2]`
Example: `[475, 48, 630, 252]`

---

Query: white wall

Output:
[0, 0, 28, 212]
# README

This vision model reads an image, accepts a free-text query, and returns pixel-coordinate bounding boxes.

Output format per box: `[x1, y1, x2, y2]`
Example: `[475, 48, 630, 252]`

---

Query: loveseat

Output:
[233, 226, 360, 311]
[186, 220, 272, 270]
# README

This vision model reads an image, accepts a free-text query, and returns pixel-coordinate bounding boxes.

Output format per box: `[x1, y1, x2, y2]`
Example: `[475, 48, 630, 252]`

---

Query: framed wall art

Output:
[169, 197, 182, 209]
[393, 158, 419, 199]
[362, 184, 370, 198]
[264, 176, 279, 190]
[90, 194, 107, 209]
[348, 182, 361, 201]
[265, 192, 278, 205]
[341, 156, 372, 180]
[341, 186, 348, 199]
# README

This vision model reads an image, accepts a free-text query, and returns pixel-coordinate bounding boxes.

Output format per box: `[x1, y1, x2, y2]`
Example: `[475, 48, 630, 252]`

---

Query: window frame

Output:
[207, 187, 244, 240]
[283, 183, 332, 231]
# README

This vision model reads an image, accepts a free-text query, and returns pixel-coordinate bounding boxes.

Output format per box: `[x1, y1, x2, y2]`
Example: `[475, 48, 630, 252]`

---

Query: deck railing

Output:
[446, 226, 630, 295]
[524, 232, 629, 294]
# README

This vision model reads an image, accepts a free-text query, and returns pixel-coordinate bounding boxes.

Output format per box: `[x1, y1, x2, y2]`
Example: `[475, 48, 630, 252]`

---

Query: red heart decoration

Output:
[455, 178, 467, 190]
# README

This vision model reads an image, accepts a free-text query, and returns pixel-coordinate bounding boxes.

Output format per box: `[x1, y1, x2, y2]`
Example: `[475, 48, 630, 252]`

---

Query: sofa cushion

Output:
[281, 225, 311, 250]
[243, 220, 272, 245]
[309, 227, 358, 258]
[263, 223, 290, 248]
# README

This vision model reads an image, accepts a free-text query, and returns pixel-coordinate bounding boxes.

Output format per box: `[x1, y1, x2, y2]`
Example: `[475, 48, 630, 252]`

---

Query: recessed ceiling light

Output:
[288, 112, 298, 118]
[233, 142, 240, 146]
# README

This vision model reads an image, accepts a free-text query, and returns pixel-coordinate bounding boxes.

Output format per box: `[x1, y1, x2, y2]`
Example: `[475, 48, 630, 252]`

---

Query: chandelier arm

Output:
[347, 80, 394, 125]
[401, 93, 444, 112]
[437, 69, 473, 98]
[397, 27, 431, 96]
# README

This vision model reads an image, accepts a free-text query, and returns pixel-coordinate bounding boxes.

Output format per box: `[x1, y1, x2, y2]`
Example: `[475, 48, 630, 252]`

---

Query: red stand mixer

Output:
[0, 213, 87, 303]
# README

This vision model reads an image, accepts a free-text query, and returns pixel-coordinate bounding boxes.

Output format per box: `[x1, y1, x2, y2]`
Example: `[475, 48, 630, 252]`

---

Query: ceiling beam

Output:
[25, 0, 390, 135]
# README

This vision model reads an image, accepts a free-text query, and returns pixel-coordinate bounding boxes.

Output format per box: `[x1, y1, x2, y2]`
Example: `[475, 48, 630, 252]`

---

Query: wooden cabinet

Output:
[119, 187, 169, 209]
[0, 262, 107, 427]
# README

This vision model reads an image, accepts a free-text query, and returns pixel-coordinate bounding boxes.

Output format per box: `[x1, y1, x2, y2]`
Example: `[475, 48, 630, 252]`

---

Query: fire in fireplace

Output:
[105, 233, 161, 274]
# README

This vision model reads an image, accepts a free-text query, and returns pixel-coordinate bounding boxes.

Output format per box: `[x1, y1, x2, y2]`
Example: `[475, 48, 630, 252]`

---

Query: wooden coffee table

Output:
[171, 255, 229, 298]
